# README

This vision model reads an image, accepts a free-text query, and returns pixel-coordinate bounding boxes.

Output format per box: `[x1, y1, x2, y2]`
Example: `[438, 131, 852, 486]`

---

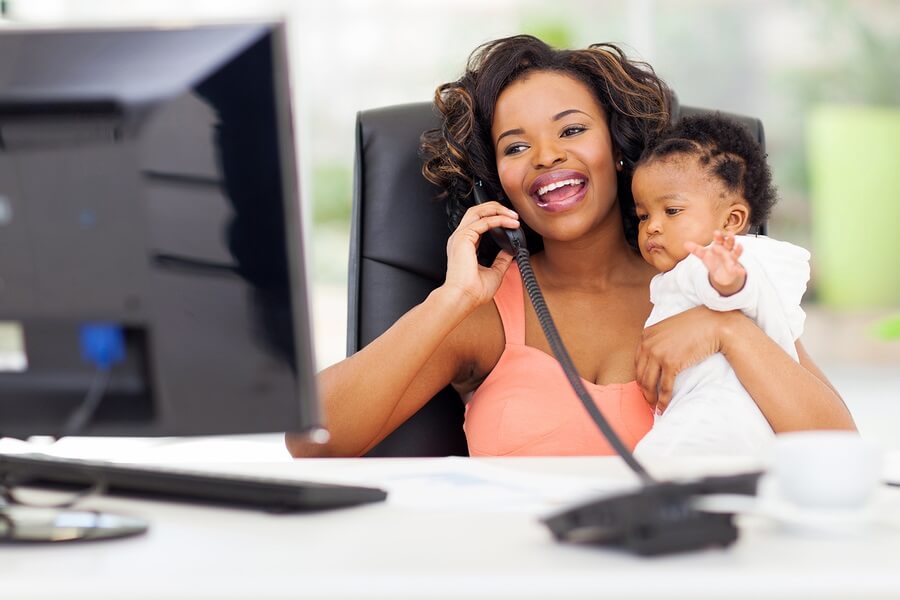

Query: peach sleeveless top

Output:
[463, 264, 653, 456]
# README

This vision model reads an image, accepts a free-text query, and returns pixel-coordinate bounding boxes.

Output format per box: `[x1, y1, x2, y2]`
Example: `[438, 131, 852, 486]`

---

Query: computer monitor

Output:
[0, 21, 322, 440]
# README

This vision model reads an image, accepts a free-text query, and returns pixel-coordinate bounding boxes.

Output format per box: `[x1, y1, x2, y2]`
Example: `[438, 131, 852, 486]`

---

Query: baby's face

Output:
[632, 156, 736, 272]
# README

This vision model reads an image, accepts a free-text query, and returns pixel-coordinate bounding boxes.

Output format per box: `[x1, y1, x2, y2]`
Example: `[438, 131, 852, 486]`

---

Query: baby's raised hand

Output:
[684, 231, 746, 297]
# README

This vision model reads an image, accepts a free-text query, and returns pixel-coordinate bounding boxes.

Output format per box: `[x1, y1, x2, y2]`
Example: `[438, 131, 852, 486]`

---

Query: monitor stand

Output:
[0, 499, 148, 542]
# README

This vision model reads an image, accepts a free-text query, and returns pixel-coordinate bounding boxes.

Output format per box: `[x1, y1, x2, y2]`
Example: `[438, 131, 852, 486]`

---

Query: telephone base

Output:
[541, 471, 761, 556]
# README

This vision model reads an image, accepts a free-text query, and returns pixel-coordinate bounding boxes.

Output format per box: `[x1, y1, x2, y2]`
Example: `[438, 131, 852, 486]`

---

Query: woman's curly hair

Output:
[636, 113, 777, 229]
[420, 35, 672, 252]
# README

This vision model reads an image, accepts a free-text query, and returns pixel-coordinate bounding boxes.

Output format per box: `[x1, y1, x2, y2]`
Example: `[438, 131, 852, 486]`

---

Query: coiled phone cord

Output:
[511, 241, 655, 484]
[472, 179, 653, 483]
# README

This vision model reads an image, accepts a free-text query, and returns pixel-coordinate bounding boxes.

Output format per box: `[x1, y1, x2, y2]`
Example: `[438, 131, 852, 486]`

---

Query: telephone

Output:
[470, 178, 760, 556]
[471, 180, 527, 254]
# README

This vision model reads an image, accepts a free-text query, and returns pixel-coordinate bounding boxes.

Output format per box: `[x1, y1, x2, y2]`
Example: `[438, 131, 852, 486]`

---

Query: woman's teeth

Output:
[536, 178, 585, 199]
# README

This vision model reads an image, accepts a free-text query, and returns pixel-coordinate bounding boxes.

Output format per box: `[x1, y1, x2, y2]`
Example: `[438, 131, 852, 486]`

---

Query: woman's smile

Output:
[530, 169, 589, 212]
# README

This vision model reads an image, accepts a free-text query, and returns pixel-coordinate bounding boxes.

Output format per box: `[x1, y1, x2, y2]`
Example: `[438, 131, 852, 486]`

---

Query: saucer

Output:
[755, 493, 883, 535]
[690, 479, 900, 536]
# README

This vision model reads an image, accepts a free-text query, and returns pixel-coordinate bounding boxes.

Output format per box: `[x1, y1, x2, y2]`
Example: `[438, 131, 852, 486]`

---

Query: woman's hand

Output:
[636, 306, 735, 414]
[443, 201, 520, 308]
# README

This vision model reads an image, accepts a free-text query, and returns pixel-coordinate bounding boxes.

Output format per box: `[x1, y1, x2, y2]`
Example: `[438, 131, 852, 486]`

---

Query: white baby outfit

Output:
[634, 235, 810, 458]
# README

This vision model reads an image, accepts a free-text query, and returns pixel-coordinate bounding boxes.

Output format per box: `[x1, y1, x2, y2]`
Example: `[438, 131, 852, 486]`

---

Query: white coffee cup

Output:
[771, 431, 883, 510]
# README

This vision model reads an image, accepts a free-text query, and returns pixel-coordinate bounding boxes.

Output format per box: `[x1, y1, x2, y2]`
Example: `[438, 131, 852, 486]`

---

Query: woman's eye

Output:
[665, 208, 682, 216]
[504, 143, 528, 156]
[561, 125, 586, 137]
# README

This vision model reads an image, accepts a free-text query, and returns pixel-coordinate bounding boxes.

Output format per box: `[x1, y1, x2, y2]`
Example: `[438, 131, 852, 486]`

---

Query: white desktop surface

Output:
[3, 452, 900, 600]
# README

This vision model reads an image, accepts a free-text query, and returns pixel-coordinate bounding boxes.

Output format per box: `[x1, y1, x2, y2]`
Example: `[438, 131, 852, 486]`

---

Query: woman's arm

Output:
[286, 202, 519, 457]
[286, 286, 478, 458]
[636, 307, 856, 432]
[720, 315, 855, 431]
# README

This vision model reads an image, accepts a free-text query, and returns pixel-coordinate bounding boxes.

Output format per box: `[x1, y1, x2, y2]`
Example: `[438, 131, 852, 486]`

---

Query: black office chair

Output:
[347, 101, 765, 457]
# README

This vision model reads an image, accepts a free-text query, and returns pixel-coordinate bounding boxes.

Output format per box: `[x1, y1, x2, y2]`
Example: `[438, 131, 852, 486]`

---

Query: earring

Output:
[617, 159, 624, 167]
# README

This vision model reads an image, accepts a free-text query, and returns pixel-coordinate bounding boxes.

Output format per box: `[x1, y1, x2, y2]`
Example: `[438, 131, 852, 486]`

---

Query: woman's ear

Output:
[723, 202, 750, 234]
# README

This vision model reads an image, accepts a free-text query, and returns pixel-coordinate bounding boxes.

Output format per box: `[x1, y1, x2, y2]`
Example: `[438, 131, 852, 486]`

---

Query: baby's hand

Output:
[684, 231, 746, 297]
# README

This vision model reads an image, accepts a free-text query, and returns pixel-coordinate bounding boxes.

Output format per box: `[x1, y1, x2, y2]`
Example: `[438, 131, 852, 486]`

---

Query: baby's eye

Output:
[504, 143, 529, 156]
[636, 213, 649, 222]
[665, 207, 682, 216]
[561, 125, 586, 137]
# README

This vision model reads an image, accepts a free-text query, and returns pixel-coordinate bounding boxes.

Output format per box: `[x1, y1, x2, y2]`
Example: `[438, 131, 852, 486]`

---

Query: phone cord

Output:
[513, 244, 654, 484]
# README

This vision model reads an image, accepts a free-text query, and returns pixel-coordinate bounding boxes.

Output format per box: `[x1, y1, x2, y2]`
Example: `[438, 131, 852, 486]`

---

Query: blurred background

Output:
[2, 0, 898, 447]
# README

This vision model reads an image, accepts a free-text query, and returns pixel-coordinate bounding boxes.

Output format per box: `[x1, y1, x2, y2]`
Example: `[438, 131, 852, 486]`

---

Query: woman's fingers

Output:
[452, 202, 519, 247]
[636, 337, 660, 407]
[638, 307, 728, 415]
[639, 361, 660, 408]
[449, 214, 519, 253]
[467, 214, 521, 236]
[458, 201, 518, 227]
[489, 250, 515, 277]
[637, 347, 673, 415]
[634, 344, 649, 398]
[444, 203, 520, 306]
[656, 369, 676, 414]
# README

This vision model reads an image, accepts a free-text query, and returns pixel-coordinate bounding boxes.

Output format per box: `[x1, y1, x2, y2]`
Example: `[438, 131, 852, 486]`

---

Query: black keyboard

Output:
[0, 453, 387, 512]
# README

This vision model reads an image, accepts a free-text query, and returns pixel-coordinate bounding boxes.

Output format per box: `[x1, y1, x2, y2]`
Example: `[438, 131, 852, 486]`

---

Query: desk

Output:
[2, 455, 900, 600]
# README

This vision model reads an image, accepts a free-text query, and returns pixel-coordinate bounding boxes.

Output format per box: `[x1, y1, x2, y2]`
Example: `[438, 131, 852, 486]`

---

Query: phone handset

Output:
[471, 180, 528, 254]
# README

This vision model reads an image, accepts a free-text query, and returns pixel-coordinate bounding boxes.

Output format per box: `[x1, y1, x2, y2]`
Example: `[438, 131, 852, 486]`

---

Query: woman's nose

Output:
[532, 139, 566, 169]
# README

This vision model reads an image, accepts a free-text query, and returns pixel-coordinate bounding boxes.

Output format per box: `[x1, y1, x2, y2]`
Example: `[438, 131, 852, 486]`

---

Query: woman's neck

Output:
[534, 224, 649, 291]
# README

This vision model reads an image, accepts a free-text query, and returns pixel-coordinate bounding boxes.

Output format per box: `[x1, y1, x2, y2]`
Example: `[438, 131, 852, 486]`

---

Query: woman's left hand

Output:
[636, 306, 735, 414]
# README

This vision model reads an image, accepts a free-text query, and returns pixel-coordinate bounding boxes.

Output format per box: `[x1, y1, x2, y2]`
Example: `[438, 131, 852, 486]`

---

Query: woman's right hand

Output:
[443, 201, 520, 308]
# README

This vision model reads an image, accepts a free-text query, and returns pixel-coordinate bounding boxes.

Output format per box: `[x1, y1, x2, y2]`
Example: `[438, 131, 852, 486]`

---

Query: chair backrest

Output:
[348, 101, 765, 457]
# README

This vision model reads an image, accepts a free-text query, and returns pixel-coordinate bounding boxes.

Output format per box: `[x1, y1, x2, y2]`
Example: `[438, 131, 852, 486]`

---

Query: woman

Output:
[287, 35, 854, 458]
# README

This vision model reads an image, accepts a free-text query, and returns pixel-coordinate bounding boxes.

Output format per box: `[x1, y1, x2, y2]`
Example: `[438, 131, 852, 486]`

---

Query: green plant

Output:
[768, 0, 900, 216]
[874, 315, 900, 341]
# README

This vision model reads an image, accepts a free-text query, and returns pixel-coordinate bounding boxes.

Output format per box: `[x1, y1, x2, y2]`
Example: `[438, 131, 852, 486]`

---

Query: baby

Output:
[631, 114, 810, 457]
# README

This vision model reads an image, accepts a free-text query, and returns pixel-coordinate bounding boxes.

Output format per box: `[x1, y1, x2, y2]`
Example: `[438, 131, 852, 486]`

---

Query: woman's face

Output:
[491, 70, 620, 243]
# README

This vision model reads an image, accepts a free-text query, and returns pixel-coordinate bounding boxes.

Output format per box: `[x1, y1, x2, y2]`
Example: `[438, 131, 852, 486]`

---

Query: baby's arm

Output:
[684, 231, 746, 297]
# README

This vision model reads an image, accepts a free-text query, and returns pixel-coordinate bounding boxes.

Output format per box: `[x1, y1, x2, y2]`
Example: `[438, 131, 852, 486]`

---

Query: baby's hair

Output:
[419, 35, 672, 250]
[636, 114, 777, 228]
